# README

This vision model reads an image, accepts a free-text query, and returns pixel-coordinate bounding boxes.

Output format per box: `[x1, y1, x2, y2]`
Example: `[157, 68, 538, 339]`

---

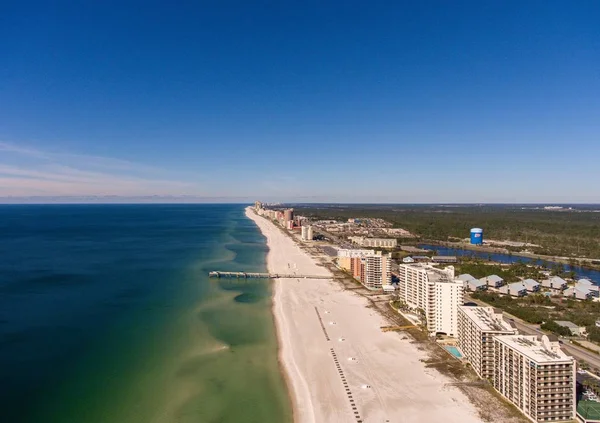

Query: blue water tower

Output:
[470, 228, 483, 245]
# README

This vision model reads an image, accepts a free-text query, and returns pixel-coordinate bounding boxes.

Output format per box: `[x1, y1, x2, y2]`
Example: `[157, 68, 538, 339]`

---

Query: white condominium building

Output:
[457, 306, 518, 381]
[301, 225, 314, 241]
[362, 252, 392, 290]
[397, 264, 463, 336]
[493, 335, 575, 423]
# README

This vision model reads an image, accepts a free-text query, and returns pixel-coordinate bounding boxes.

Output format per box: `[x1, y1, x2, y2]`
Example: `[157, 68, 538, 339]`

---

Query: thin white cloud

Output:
[0, 141, 160, 173]
[0, 141, 199, 197]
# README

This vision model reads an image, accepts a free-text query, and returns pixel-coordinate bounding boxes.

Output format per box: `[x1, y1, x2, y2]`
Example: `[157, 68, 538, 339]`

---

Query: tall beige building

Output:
[336, 249, 375, 272]
[457, 306, 517, 381]
[493, 335, 575, 422]
[397, 264, 463, 336]
[361, 252, 392, 290]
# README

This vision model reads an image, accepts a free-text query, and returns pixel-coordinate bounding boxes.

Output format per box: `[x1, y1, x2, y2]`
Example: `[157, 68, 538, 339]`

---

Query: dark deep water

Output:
[0, 204, 291, 423]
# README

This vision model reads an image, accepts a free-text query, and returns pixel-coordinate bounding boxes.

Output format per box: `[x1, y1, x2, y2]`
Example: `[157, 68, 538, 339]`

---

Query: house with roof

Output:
[458, 274, 476, 282]
[466, 279, 487, 292]
[541, 276, 567, 291]
[522, 279, 540, 292]
[555, 320, 584, 336]
[402, 256, 415, 263]
[480, 274, 504, 288]
[499, 282, 527, 297]
[574, 280, 599, 298]
[563, 286, 595, 300]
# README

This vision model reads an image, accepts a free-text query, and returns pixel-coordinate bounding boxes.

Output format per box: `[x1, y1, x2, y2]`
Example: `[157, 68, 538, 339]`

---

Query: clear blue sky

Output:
[1, 1, 599, 202]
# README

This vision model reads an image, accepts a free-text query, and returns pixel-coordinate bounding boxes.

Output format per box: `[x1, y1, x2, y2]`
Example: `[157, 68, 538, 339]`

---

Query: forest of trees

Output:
[294, 204, 600, 259]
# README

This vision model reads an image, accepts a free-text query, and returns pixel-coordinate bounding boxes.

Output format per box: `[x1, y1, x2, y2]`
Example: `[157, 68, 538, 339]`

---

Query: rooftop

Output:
[494, 335, 573, 364]
[458, 274, 476, 281]
[401, 263, 458, 284]
[468, 279, 487, 288]
[507, 282, 527, 290]
[555, 320, 580, 329]
[481, 274, 503, 283]
[459, 306, 515, 333]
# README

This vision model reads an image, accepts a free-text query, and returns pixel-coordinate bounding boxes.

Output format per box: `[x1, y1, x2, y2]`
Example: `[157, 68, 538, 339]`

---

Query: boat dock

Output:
[208, 271, 332, 279]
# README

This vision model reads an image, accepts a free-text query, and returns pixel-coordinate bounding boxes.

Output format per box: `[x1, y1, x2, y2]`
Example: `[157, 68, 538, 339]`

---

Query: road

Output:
[509, 319, 600, 368]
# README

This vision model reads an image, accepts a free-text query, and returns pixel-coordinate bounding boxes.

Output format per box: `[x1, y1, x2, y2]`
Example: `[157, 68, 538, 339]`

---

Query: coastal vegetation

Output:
[471, 291, 600, 341]
[455, 261, 546, 283]
[294, 204, 600, 259]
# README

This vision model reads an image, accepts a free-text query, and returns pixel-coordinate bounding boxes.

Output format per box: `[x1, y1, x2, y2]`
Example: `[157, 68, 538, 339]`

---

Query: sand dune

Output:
[246, 208, 485, 423]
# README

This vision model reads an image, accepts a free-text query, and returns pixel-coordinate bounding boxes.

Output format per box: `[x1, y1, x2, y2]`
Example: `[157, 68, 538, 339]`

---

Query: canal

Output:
[419, 244, 600, 285]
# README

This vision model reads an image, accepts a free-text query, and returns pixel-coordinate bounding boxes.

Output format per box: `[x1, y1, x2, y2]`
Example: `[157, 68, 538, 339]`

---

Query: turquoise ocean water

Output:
[0, 204, 291, 423]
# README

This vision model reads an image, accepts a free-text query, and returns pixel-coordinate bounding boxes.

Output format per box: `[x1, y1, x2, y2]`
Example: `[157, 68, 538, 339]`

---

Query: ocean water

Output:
[0, 204, 291, 423]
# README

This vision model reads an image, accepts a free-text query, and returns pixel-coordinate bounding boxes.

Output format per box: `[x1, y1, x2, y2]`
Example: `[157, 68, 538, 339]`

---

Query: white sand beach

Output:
[246, 208, 486, 423]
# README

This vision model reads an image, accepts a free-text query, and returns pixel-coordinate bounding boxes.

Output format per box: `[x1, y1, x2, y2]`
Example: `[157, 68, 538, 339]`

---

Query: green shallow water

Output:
[0, 204, 291, 423]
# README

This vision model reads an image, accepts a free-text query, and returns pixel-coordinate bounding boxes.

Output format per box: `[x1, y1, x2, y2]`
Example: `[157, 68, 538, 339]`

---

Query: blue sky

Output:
[1, 1, 599, 202]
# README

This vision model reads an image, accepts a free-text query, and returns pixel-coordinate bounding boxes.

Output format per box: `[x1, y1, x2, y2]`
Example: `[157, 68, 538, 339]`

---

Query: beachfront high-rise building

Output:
[493, 334, 575, 422]
[301, 225, 314, 241]
[457, 306, 518, 381]
[397, 264, 464, 336]
[338, 250, 390, 289]
[361, 252, 392, 290]
[284, 209, 294, 222]
[337, 249, 375, 275]
[254, 201, 263, 211]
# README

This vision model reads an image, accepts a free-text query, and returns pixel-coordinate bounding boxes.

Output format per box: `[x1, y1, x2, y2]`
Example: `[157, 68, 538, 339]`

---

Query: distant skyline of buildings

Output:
[254, 200, 581, 423]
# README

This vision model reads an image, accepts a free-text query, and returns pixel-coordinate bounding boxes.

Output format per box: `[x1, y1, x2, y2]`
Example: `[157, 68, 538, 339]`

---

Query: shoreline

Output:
[246, 208, 315, 422]
[246, 207, 519, 423]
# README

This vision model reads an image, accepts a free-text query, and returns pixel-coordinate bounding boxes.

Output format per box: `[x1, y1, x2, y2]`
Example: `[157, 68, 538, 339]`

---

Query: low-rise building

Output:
[541, 276, 568, 291]
[348, 236, 398, 248]
[576, 280, 599, 298]
[563, 286, 595, 300]
[337, 249, 376, 258]
[458, 274, 476, 282]
[397, 264, 463, 336]
[480, 274, 504, 288]
[554, 320, 583, 336]
[382, 284, 396, 293]
[402, 256, 415, 263]
[493, 334, 576, 422]
[523, 279, 541, 292]
[411, 255, 431, 262]
[466, 279, 488, 292]
[432, 256, 458, 263]
[499, 282, 527, 297]
[457, 306, 517, 380]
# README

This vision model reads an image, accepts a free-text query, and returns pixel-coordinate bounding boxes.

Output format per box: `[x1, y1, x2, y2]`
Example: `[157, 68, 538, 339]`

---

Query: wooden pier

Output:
[208, 271, 332, 280]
